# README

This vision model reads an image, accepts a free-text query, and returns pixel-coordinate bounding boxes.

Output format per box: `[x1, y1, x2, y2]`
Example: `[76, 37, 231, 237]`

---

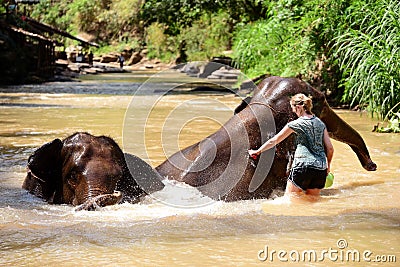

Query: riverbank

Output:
[56, 59, 244, 87]
[53, 58, 173, 81]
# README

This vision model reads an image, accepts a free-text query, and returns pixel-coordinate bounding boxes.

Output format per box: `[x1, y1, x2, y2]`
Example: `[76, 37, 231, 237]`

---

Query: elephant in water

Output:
[23, 132, 164, 210]
[155, 76, 377, 201]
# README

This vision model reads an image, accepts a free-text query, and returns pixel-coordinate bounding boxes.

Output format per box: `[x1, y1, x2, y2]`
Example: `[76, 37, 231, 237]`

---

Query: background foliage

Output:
[333, 0, 400, 118]
[18, 0, 400, 119]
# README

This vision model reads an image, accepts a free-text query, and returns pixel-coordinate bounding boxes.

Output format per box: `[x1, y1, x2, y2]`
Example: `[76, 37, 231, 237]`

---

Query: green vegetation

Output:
[11, 0, 400, 121]
[374, 111, 400, 133]
[333, 0, 400, 119]
[179, 11, 232, 61]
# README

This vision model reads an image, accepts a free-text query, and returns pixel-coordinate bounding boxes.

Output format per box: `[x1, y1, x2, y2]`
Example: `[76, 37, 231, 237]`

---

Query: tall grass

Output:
[232, 14, 317, 78]
[332, 0, 400, 118]
[231, 0, 340, 82]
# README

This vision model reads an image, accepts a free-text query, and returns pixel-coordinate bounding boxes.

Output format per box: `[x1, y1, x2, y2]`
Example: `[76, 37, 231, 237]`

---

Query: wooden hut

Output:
[0, 0, 98, 83]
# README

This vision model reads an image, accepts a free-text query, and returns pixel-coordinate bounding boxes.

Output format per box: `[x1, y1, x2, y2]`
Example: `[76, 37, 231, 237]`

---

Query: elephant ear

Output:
[23, 139, 63, 202]
[117, 153, 165, 202]
[234, 96, 251, 114]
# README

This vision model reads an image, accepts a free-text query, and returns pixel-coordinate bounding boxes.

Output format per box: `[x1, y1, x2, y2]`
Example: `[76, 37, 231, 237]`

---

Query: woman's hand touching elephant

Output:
[248, 149, 261, 159]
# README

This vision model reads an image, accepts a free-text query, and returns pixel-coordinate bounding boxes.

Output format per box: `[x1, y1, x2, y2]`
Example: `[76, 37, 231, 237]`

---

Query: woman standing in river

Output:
[248, 93, 334, 199]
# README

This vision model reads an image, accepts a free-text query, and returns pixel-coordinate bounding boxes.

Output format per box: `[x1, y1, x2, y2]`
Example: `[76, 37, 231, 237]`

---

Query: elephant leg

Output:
[75, 191, 122, 211]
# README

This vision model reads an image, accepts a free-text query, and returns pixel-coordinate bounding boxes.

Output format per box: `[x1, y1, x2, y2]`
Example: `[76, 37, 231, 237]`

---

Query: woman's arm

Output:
[248, 125, 294, 156]
[323, 128, 334, 173]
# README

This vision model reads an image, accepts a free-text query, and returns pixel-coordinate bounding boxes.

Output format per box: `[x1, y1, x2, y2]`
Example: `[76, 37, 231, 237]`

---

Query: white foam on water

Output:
[70, 179, 264, 223]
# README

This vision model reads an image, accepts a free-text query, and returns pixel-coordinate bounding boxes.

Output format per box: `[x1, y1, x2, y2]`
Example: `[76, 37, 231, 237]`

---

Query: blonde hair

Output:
[290, 93, 313, 114]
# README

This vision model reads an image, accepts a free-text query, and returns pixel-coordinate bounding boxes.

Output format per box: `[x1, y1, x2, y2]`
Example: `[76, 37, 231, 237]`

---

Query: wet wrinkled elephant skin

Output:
[75, 191, 123, 211]
[156, 76, 377, 201]
[23, 132, 164, 210]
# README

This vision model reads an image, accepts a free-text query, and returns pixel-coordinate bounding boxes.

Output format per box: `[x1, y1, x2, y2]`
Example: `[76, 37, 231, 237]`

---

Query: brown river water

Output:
[0, 71, 399, 266]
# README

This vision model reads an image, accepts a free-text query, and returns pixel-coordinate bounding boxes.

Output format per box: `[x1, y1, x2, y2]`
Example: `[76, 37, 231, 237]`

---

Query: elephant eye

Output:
[68, 171, 80, 187]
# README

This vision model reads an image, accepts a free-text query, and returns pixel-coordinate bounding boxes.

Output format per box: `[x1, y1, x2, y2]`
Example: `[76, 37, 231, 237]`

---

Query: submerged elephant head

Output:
[155, 76, 377, 201]
[23, 132, 164, 210]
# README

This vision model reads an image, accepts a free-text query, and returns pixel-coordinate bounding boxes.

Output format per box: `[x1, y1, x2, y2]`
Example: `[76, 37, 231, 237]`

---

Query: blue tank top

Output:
[287, 115, 327, 170]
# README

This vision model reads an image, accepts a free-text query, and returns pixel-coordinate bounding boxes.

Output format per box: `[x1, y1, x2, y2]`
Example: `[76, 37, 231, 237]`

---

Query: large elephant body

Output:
[155, 76, 377, 201]
[23, 132, 164, 210]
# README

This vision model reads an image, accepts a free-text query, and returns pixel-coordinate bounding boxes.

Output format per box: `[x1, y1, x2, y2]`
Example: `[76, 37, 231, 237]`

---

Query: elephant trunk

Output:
[75, 191, 122, 211]
[320, 101, 377, 171]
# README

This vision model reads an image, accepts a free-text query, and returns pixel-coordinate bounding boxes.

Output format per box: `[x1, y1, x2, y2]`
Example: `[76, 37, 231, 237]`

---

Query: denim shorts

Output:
[288, 166, 327, 191]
